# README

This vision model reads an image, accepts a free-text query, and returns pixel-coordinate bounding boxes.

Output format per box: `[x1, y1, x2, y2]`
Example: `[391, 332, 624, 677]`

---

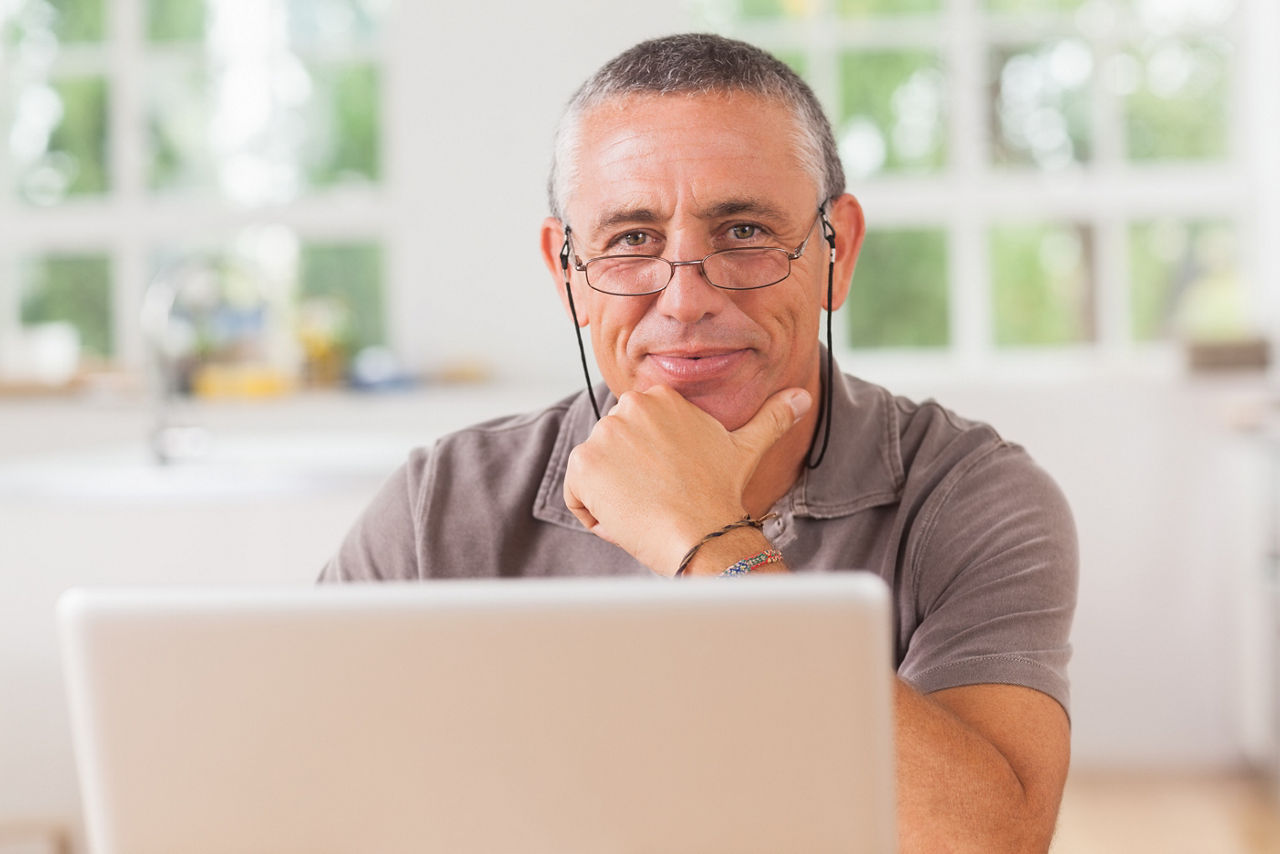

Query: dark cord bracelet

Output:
[674, 513, 778, 577]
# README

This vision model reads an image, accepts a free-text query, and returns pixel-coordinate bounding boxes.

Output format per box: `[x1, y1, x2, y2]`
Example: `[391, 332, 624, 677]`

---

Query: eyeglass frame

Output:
[561, 208, 830, 297]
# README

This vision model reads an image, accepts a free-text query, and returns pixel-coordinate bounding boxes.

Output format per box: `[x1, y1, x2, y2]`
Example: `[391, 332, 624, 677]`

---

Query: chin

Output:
[682, 391, 760, 432]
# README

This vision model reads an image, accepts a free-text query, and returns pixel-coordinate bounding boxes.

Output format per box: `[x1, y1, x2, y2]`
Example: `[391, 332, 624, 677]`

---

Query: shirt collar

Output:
[533, 361, 904, 531]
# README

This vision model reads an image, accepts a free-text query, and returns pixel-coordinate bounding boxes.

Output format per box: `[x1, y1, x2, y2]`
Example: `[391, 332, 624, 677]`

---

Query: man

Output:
[323, 33, 1076, 853]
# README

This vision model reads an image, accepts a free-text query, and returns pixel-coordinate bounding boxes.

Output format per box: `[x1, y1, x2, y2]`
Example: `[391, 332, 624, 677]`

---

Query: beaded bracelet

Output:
[720, 548, 784, 577]
[674, 512, 778, 577]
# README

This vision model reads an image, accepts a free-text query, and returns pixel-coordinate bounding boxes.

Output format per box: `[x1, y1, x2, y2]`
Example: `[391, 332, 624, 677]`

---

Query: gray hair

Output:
[547, 33, 845, 222]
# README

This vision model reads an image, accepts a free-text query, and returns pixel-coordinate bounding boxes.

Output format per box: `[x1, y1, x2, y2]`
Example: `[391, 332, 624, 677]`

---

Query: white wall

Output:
[383, 1, 686, 383]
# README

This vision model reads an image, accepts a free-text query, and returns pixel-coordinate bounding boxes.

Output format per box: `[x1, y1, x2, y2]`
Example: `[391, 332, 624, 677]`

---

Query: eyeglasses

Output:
[564, 212, 824, 297]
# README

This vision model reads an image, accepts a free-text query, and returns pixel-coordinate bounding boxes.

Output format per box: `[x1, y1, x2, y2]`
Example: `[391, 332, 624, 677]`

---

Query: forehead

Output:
[567, 92, 818, 235]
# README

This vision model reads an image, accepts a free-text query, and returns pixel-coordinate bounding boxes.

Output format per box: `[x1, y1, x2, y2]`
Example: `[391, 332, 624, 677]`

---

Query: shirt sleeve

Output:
[897, 442, 1078, 714]
[317, 449, 428, 583]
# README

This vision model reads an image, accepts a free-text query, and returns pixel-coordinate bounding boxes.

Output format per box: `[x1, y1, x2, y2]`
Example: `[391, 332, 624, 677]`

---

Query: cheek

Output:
[587, 299, 647, 363]
[751, 289, 821, 350]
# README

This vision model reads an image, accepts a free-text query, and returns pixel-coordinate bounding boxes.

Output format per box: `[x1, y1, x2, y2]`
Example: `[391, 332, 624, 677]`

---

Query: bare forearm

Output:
[894, 680, 1069, 854]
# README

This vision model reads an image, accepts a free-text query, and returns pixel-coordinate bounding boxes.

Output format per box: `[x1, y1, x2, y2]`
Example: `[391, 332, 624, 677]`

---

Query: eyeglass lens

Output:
[586, 248, 791, 295]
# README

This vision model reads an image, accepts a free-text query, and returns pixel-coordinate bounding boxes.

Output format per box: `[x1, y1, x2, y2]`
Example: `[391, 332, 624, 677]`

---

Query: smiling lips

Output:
[645, 349, 750, 384]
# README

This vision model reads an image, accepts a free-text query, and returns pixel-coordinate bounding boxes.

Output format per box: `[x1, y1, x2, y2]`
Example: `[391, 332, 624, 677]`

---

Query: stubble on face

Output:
[567, 92, 828, 432]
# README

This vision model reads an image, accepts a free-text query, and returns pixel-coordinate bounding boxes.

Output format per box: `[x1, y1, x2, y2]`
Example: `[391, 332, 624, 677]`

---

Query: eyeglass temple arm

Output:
[805, 206, 836, 469]
[561, 227, 602, 420]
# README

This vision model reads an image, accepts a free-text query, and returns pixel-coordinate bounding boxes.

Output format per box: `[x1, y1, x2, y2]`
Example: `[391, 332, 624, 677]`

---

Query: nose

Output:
[656, 256, 727, 324]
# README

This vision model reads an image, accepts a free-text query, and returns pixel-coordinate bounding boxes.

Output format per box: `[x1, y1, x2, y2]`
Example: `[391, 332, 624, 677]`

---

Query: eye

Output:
[618, 232, 649, 249]
[728, 224, 761, 241]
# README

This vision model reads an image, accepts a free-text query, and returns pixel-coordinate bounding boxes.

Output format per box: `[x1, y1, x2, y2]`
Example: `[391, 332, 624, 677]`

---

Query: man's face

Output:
[553, 92, 844, 432]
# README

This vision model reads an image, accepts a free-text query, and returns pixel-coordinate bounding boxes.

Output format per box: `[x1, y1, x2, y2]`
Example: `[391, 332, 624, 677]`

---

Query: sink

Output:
[0, 431, 417, 502]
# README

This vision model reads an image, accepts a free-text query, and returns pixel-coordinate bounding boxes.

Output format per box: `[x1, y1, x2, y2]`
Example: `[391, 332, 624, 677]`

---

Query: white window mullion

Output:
[1094, 214, 1130, 362]
[107, 0, 148, 371]
[1239, 0, 1279, 382]
[0, 44, 18, 365]
[946, 0, 989, 369]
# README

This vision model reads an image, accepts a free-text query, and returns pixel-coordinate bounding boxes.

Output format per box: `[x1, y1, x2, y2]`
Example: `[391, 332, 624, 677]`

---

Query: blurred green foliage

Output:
[146, 64, 212, 192]
[1125, 38, 1230, 161]
[847, 229, 950, 348]
[1129, 219, 1236, 341]
[991, 223, 1095, 346]
[147, 0, 206, 42]
[306, 63, 380, 186]
[21, 253, 114, 357]
[46, 75, 110, 197]
[48, 0, 104, 42]
[840, 50, 945, 175]
[739, 0, 798, 19]
[299, 242, 385, 353]
[990, 42, 1093, 167]
[776, 50, 807, 77]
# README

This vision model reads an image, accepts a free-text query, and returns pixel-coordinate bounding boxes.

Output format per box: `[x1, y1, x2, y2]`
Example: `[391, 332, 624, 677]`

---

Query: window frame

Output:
[0, 0, 392, 376]
[701, 0, 1272, 381]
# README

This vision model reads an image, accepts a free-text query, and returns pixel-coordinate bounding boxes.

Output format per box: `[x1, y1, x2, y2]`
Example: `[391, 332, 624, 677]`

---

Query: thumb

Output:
[732, 388, 812, 457]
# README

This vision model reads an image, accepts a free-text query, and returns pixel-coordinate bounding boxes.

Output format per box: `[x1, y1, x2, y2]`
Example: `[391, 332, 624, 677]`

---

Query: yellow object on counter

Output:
[191, 364, 295, 399]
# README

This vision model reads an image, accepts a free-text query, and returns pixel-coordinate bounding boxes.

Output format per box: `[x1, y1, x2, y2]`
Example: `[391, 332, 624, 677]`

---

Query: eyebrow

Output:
[588, 199, 793, 236]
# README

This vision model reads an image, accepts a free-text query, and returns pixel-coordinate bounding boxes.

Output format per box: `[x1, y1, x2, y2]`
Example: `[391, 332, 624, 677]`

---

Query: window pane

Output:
[285, 0, 385, 45]
[299, 242, 385, 355]
[20, 252, 113, 359]
[147, 0, 207, 42]
[4, 0, 105, 44]
[303, 61, 380, 187]
[14, 74, 110, 204]
[1129, 219, 1239, 342]
[847, 228, 949, 348]
[48, 0, 106, 42]
[737, 0, 805, 20]
[990, 41, 1093, 169]
[836, 0, 941, 16]
[991, 223, 1095, 346]
[1123, 37, 1231, 161]
[838, 50, 946, 179]
[147, 58, 380, 200]
[146, 62, 214, 192]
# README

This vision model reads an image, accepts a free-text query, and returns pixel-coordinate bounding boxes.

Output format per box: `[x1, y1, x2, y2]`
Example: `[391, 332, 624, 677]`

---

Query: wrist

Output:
[680, 530, 768, 578]
[675, 512, 773, 578]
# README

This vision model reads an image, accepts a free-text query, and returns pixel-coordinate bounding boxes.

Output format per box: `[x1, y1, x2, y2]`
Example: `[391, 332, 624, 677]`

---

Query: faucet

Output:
[139, 255, 268, 465]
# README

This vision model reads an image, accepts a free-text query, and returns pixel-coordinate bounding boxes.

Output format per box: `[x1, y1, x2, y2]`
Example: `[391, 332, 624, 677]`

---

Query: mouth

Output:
[644, 348, 750, 384]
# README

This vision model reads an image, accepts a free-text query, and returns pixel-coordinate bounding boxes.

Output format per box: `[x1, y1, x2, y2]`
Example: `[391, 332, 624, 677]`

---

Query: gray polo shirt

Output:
[321, 370, 1077, 712]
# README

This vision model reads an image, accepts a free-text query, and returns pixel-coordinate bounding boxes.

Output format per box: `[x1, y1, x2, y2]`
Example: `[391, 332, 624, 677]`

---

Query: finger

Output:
[563, 482, 600, 533]
[731, 387, 812, 457]
[563, 447, 599, 532]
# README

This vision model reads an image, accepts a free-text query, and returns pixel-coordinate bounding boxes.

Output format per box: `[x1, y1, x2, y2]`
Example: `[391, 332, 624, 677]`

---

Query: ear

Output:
[823, 193, 866, 313]
[540, 216, 589, 329]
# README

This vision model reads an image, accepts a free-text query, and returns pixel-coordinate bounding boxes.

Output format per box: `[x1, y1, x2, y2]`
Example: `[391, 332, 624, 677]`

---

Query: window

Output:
[0, 0, 389, 388]
[695, 0, 1262, 371]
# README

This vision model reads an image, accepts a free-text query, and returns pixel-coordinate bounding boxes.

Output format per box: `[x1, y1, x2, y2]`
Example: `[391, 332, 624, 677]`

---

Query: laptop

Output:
[59, 574, 897, 854]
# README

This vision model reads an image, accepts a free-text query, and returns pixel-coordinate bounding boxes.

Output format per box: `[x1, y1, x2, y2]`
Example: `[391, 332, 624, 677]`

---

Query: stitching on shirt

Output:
[880, 385, 905, 487]
[535, 406, 581, 528]
[911, 652, 1063, 679]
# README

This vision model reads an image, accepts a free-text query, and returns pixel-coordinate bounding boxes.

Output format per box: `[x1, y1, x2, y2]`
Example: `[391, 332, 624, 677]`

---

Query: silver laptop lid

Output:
[60, 574, 896, 854]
